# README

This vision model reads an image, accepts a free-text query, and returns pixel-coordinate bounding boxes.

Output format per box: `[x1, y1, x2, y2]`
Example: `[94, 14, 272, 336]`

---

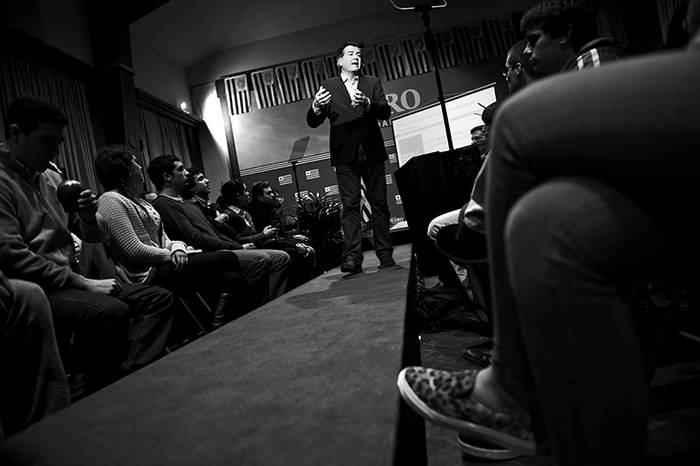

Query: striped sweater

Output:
[96, 191, 186, 283]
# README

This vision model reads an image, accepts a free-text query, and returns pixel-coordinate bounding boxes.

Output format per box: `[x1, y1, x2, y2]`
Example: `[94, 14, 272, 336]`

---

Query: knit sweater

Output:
[96, 191, 186, 283]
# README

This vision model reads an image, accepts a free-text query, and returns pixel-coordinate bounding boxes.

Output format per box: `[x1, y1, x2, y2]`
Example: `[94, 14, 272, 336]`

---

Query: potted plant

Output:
[296, 191, 343, 273]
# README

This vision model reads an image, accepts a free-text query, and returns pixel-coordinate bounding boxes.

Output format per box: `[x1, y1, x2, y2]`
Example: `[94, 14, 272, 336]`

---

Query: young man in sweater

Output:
[0, 96, 174, 393]
[148, 155, 289, 305]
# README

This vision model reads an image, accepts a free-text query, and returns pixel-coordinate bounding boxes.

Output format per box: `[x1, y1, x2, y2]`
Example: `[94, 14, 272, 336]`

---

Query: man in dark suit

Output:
[306, 41, 395, 275]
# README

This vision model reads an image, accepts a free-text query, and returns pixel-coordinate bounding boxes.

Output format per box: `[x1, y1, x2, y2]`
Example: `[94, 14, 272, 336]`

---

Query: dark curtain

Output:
[136, 106, 193, 192]
[0, 54, 99, 190]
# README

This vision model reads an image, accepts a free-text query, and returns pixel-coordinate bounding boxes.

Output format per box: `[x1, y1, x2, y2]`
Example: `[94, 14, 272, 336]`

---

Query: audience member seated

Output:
[521, 0, 632, 76]
[469, 125, 488, 158]
[426, 103, 497, 315]
[428, 34, 533, 265]
[94, 145, 246, 329]
[398, 17, 700, 466]
[431, 0, 632, 269]
[216, 180, 309, 276]
[180, 167, 249, 246]
[241, 181, 316, 289]
[0, 269, 70, 439]
[0, 96, 174, 393]
[146, 156, 289, 306]
[414, 0, 642, 457]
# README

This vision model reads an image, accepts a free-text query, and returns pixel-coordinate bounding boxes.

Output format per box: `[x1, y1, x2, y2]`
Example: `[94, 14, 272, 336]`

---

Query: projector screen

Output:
[392, 84, 497, 166]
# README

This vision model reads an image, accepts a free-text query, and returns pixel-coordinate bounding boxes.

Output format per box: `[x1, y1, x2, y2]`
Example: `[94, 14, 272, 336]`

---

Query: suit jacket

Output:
[306, 74, 391, 166]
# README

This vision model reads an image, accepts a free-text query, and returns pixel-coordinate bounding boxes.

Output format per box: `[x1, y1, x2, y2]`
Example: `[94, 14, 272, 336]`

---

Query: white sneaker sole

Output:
[456, 433, 522, 460]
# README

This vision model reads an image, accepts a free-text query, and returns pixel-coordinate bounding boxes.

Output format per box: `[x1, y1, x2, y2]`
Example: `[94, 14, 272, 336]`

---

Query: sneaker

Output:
[456, 433, 522, 460]
[461, 348, 492, 367]
[397, 367, 536, 456]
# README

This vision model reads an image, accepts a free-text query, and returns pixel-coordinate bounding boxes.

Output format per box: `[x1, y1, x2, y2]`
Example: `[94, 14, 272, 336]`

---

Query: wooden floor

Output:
[418, 277, 700, 466]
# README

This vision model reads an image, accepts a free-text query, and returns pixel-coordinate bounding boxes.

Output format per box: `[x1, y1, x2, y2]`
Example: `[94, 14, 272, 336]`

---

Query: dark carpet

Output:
[0, 245, 414, 465]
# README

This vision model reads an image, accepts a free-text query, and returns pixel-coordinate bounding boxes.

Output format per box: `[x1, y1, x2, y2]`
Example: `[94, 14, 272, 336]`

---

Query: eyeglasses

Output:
[500, 63, 521, 78]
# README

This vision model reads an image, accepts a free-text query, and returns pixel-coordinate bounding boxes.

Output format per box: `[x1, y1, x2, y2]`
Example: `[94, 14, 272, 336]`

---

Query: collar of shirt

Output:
[0, 152, 47, 191]
[343, 75, 359, 96]
[158, 193, 184, 203]
[196, 196, 214, 209]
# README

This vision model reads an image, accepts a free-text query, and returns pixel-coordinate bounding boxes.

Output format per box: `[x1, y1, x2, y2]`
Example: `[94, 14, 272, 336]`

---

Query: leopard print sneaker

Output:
[397, 366, 536, 455]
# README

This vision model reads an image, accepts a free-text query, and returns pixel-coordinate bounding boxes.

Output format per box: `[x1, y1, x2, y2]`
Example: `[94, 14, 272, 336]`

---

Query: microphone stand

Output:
[393, 1, 454, 151]
[417, 5, 453, 151]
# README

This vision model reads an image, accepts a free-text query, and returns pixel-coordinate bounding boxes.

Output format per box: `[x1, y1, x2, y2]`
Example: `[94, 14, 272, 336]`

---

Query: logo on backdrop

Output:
[386, 89, 421, 113]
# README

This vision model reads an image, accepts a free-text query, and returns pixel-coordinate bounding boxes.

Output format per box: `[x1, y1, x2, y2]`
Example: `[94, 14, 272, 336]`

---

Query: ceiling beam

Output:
[122, 0, 173, 25]
[89, 0, 173, 26]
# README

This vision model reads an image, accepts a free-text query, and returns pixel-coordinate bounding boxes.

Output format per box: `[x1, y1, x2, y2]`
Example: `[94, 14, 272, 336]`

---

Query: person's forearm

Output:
[79, 217, 104, 243]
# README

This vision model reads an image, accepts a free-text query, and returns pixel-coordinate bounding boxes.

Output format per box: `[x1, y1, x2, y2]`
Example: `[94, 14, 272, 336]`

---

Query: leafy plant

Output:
[297, 192, 343, 272]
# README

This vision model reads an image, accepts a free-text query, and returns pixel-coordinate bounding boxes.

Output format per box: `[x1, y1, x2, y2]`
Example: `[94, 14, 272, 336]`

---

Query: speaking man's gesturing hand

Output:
[312, 86, 332, 110]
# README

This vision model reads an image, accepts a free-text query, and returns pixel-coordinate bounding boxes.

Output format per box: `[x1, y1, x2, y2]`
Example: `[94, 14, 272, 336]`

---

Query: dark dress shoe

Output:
[340, 260, 362, 274]
[378, 258, 397, 269]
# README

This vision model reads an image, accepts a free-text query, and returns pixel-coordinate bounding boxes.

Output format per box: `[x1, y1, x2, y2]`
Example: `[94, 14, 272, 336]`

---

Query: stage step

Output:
[0, 244, 425, 466]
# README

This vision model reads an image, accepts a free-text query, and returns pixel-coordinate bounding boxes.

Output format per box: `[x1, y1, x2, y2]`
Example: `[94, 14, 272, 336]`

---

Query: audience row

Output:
[0, 101, 318, 438]
[399, 0, 700, 465]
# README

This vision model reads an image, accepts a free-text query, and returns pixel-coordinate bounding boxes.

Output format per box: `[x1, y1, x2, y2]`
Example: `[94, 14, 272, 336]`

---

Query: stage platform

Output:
[0, 244, 425, 466]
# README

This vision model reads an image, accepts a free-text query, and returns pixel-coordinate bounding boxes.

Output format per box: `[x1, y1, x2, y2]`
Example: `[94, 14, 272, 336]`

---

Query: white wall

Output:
[131, 36, 192, 111]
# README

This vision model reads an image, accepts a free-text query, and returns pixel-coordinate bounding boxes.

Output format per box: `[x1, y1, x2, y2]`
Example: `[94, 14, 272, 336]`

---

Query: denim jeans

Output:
[232, 249, 290, 302]
[485, 48, 700, 464]
[1, 279, 70, 438]
[48, 282, 173, 391]
[506, 179, 659, 464]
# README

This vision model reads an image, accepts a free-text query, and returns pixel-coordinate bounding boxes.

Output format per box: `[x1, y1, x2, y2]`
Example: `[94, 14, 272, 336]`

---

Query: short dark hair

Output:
[4, 96, 67, 136]
[94, 144, 133, 191]
[182, 166, 205, 200]
[337, 41, 363, 59]
[250, 181, 271, 201]
[506, 39, 536, 75]
[470, 125, 485, 134]
[147, 154, 180, 191]
[219, 179, 246, 205]
[520, 0, 599, 51]
[481, 102, 501, 126]
[188, 167, 204, 179]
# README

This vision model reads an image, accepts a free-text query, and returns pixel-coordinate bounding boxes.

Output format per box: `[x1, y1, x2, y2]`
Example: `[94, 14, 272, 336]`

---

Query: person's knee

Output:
[132, 285, 174, 316]
[506, 178, 606, 250]
[241, 252, 271, 278]
[427, 210, 460, 241]
[506, 178, 659, 278]
[427, 217, 442, 241]
[93, 299, 131, 325]
[275, 251, 291, 267]
[7, 279, 52, 328]
[340, 194, 360, 210]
